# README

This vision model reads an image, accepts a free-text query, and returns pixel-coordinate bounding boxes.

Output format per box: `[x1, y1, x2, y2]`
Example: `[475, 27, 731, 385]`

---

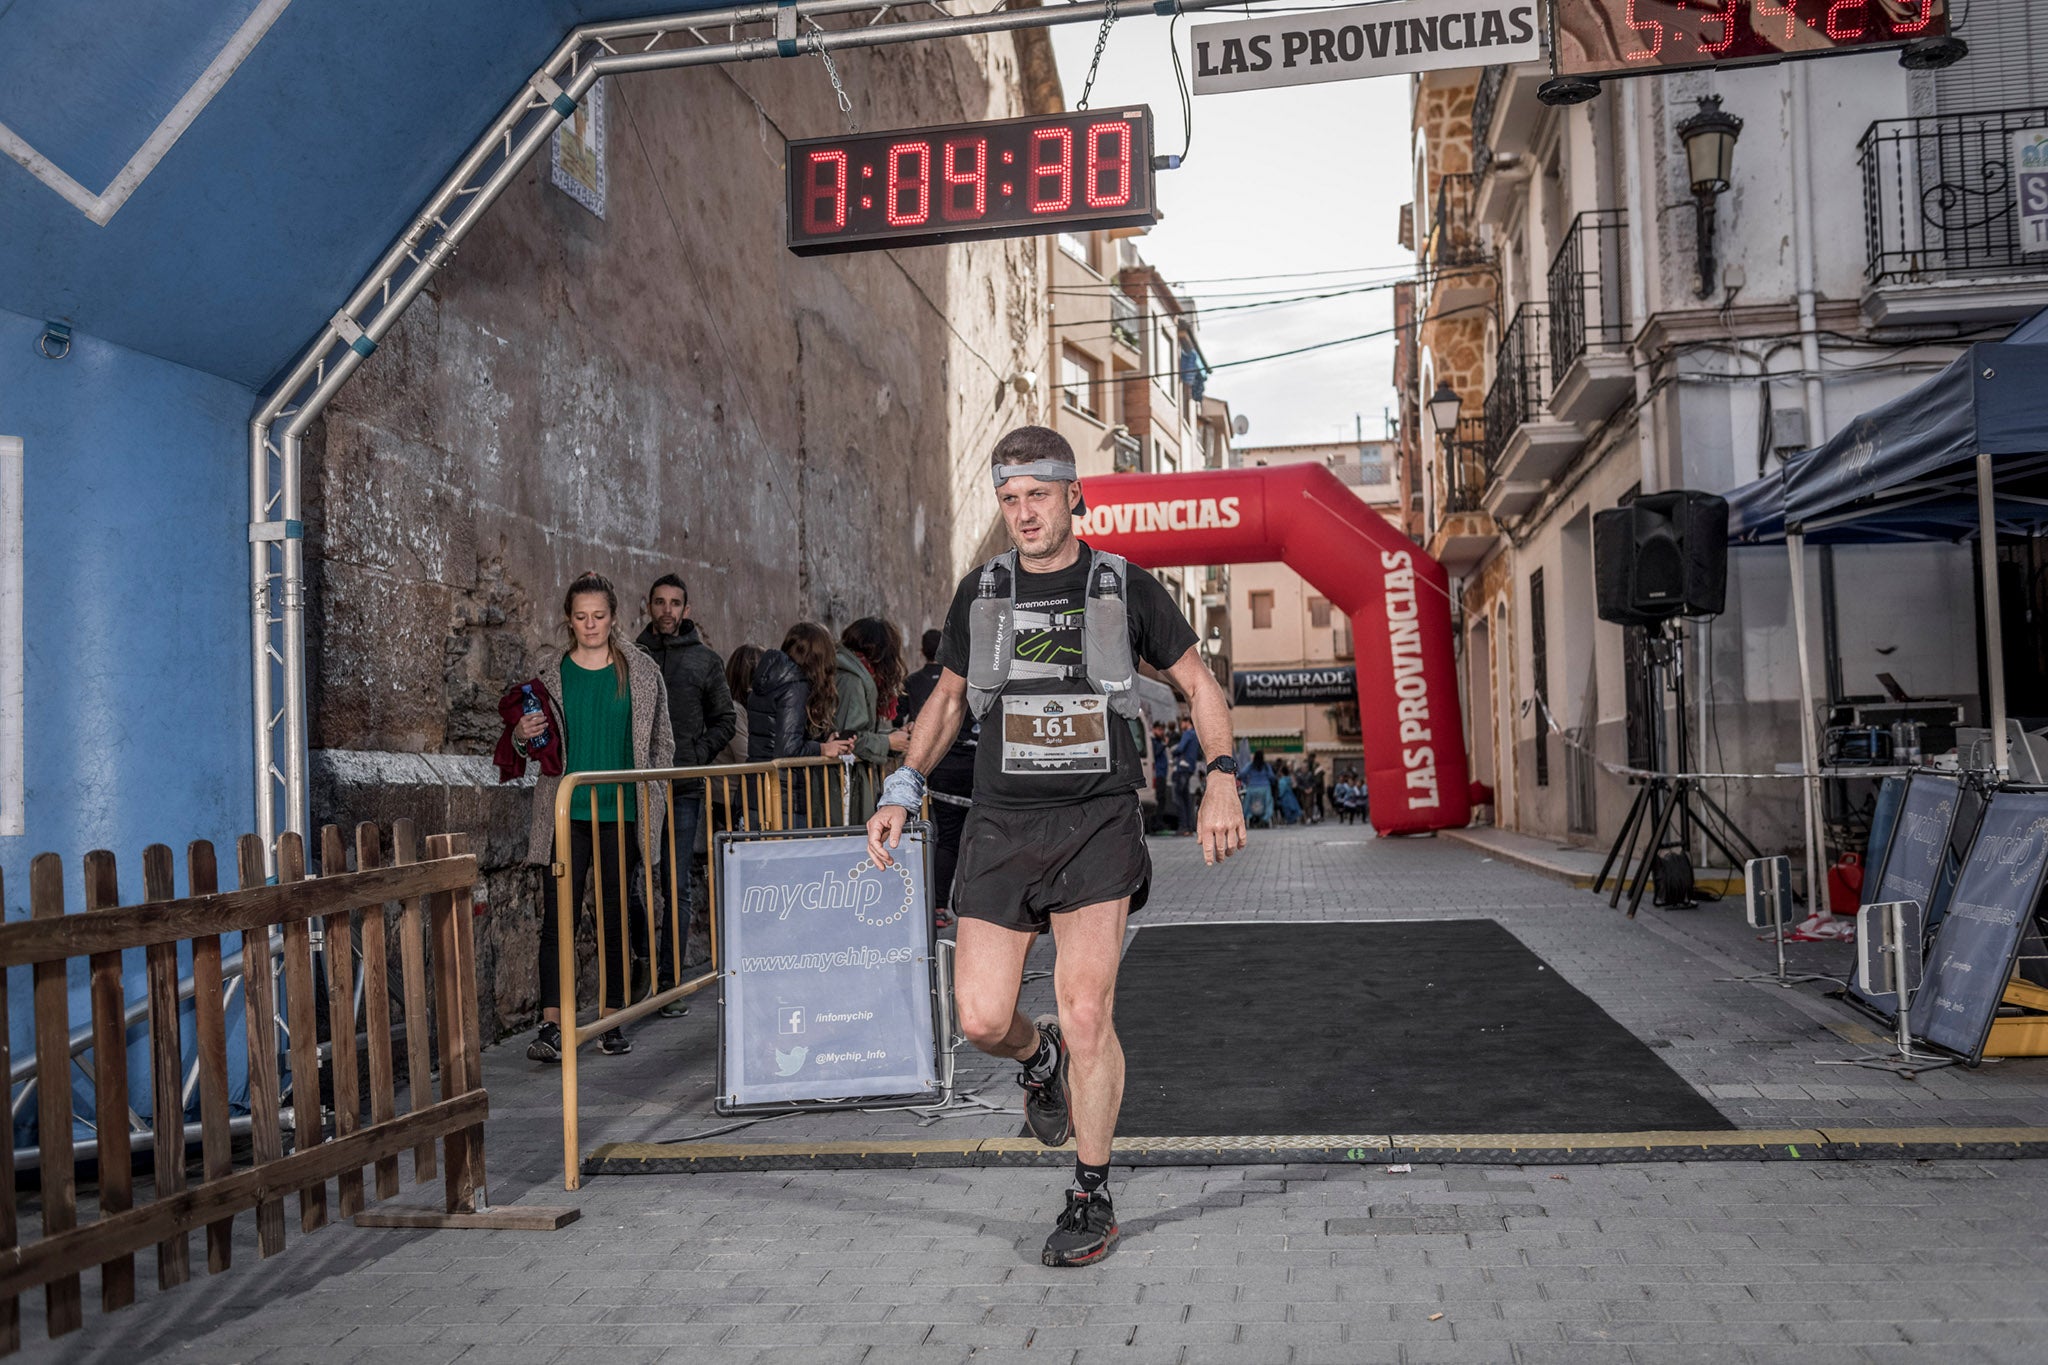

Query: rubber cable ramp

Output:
[583, 1127, 2048, 1175]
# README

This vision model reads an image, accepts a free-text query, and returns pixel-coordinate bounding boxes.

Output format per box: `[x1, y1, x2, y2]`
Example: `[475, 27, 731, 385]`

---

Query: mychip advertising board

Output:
[716, 825, 942, 1114]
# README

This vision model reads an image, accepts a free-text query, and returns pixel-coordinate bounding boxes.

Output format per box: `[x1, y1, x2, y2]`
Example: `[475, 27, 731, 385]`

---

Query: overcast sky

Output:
[1048, 15, 1416, 450]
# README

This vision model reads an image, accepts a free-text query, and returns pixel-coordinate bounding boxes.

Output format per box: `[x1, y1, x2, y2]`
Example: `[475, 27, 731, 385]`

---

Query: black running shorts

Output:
[952, 791, 1152, 934]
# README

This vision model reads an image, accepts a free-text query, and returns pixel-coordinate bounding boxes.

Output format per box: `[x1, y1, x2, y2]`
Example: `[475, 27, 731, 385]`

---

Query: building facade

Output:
[1046, 230, 1235, 691]
[1401, 1, 2048, 865]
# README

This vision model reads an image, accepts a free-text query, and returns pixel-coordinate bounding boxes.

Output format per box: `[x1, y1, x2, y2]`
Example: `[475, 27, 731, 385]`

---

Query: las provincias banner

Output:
[1191, 0, 1542, 97]
[716, 827, 941, 1113]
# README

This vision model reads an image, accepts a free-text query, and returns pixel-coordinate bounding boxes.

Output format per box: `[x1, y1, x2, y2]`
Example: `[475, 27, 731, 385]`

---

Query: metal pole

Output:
[1977, 451, 2010, 780]
[1787, 532, 1826, 910]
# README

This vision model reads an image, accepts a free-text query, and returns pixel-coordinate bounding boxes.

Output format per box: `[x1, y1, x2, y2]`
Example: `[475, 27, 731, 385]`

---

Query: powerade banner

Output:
[1232, 667, 1357, 706]
[1910, 791, 2048, 1064]
[1849, 773, 1960, 1019]
[716, 827, 940, 1113]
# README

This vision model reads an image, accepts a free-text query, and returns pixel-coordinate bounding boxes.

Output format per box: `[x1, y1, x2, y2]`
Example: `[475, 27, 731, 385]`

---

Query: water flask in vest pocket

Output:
[967, 594, 1010, 694]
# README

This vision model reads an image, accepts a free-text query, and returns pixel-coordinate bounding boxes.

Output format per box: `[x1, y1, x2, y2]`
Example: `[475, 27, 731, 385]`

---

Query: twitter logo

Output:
[775, 1045, 808, 1076]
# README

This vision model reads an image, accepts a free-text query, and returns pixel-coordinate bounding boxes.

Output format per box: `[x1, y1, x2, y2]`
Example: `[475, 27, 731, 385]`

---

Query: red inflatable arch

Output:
[1074, 464, 1471, 835]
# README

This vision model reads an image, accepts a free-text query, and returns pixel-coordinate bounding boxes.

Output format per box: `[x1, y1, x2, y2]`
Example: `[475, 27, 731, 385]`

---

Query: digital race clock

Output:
[1552, 0, 1948, 81]
[786, 107, 1159, 256]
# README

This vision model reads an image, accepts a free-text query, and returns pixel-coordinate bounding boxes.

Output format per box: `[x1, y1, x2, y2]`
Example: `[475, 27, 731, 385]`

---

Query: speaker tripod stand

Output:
[1594, 624, 1765, 918]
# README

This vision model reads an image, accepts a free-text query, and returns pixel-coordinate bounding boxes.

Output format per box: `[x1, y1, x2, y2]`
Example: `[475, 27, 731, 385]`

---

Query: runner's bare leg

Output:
[1047, 897, 1131, 1166]
[952, 917, 1040, 1060]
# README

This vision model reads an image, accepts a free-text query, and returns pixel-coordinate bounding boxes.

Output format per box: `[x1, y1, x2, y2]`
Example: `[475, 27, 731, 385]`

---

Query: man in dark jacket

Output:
[902, 628, 944, 724]
[637, 574, 737, 1008]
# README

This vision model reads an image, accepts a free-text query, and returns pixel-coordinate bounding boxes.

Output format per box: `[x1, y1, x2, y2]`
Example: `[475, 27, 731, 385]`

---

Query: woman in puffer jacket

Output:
[746, 622, 852, 826]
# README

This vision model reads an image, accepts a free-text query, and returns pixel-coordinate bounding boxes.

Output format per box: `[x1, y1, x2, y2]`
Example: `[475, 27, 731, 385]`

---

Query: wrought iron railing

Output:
[1860, 106, 2048, 286]
[1425, 172, 1489, 270]
[1472, 66, 1506, 178]
[1441, 416, 1490, 515]
[1547, 209, 1629, 381]
[1112, 428, 1142, 471]
[1484, 304, 1548, 474]
[1111, 291, 1142, 349]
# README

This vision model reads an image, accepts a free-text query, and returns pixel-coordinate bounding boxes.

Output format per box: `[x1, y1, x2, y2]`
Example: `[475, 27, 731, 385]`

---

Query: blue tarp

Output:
[1727, 314, 2048, 545]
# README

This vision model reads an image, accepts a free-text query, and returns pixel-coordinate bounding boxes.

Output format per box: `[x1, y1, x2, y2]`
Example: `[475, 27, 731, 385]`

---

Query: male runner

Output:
[867, 425, 1247, 1267]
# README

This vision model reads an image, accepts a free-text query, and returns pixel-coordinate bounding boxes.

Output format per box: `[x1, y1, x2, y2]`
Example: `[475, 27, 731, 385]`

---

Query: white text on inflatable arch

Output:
[1381, 549, 1439, 810]
[1075, 497, 1242, 537]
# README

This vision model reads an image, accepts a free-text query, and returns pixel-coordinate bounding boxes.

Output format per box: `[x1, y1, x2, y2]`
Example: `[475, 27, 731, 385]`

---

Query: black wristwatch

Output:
[1204, 756, 1239, 777]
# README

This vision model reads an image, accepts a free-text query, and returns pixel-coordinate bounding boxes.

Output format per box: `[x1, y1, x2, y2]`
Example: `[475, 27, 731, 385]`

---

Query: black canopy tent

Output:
[1723, 315, 2048, 902]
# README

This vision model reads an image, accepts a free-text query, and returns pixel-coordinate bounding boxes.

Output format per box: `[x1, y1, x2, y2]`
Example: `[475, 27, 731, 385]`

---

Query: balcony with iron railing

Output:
[1111, 292, 1142, 353]
[1482, 304, 1579, 520]
[1424, 172, 1490, 272]
[1111, 426, 1143, 472]
[1427, 415, 1497, 578]
[1861, 105, 2048, 325]
[1545, 209, 1633, 424]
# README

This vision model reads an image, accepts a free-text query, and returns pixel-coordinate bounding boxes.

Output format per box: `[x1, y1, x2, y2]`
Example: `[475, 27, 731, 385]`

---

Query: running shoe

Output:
[526, 1021, 562, 1064]
[1017, 1015, 1071, 1146]
[600, 1027, 633, 1055]
[1042, 1188, 1117, 1267]
[658, 998, 691, 1019]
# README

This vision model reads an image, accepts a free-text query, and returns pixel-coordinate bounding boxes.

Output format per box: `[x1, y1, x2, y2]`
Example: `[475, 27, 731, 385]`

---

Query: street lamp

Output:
[1677, 96, 1742, 298]
[1427, 380, 1463, 438]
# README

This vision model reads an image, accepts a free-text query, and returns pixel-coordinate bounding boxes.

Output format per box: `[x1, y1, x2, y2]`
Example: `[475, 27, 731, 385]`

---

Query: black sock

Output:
[1023, 1032, 1057, 1081]
[1074, 1160, 1109, 1195]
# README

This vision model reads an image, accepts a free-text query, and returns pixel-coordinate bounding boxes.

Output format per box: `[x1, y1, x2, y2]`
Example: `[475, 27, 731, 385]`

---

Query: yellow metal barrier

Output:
[548, 754, 905, 1189]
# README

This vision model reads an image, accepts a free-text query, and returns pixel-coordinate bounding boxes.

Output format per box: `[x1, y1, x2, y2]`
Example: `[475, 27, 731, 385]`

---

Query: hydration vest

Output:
[964, 547, 1142, 722]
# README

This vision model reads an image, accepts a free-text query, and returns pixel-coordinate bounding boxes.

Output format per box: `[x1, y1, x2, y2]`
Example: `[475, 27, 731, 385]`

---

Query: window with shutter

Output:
[1936, 0, 2048, 115]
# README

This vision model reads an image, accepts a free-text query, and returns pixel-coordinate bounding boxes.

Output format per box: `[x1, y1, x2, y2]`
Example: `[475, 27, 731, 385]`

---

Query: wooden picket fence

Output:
[0, 820, 573, 1354]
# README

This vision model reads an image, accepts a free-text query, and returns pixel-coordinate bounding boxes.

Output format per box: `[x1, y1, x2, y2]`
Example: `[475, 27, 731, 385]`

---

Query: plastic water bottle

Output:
[521, 684, 550, 752]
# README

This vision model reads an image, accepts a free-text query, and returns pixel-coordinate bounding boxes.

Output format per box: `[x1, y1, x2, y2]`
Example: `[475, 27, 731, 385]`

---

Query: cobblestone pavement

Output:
[21, 825, 2048, 1363]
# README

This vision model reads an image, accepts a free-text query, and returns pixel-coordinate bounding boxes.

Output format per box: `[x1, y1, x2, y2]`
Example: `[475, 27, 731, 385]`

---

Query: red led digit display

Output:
[787, 107, 1158, 256]
[1552, 0, 1947, 81]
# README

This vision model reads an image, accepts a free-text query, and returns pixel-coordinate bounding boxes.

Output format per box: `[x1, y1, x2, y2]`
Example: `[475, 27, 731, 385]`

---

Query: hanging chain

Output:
[810, 30, 858, 130]
[1075, 0, 1120, 111]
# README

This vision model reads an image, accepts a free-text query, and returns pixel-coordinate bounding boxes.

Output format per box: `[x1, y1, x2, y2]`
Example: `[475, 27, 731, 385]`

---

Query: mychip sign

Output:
[716, 827, 942, 1113]
[1191, 0, 1542, 96]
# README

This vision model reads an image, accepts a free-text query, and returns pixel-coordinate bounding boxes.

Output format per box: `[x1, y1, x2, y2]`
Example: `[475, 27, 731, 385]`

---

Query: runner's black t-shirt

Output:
[936, 544, 1197, 810]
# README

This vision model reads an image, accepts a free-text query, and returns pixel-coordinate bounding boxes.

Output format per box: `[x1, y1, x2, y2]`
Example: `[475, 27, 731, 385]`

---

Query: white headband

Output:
[992, 459, 1079, 487]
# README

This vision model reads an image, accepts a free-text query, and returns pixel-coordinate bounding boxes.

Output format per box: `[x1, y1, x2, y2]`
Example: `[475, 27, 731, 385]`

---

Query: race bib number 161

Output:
[1001, 694, 1112, 775]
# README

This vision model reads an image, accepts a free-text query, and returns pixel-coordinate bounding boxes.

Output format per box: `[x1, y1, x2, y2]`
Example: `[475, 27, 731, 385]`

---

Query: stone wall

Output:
[304, 41, 1047, 1040]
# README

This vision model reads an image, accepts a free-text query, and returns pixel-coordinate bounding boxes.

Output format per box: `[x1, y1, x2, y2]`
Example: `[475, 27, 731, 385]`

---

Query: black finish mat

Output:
[1113, 920, 1734, 1136]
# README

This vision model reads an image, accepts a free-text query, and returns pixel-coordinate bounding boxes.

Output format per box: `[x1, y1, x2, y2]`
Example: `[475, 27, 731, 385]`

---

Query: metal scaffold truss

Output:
[250, 0, 1248, 863]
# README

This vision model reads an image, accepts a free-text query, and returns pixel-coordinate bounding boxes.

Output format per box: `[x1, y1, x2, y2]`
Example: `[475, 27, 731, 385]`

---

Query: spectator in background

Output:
[747, 622, 852, 827]
[1241, 750, 1275, 828]
[905, 628, 974, 928]
[1170, 716, 1200, 837]
[719, 644, 762, 765]
[1302, 756, 1327, 825]
[1275, 759, 1302, 825]
[1149, 721, 1172, 833]
[837, 617, 911, 821]
[903, 628, 944, 724]
[636, 573, 735, 1013]
[514, 570, 674, 1064]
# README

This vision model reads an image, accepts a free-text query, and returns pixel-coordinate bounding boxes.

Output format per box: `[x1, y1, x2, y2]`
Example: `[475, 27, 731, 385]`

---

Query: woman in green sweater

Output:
[512, 571, 674, 1062]
[835, 617, 910, 821]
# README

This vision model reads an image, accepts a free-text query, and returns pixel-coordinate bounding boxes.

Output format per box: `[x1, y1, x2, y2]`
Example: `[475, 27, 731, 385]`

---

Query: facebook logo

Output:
[779, 1006, 805, 1035]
